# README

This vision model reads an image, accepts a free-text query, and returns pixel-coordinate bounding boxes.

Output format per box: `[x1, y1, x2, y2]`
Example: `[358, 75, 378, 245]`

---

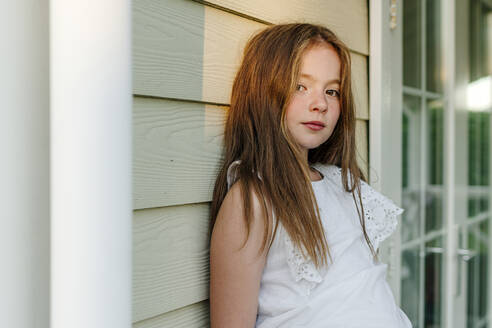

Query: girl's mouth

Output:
[303, 121, 325, 131]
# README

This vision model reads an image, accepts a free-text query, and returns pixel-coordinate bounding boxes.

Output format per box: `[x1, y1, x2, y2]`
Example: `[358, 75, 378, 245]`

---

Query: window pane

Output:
[468, 112, 490, 220]
[426, 0, 443, 93]
[402, 95, 422, 242]
[426, 99, 444, 232]
[401, 247, 420, 327]
[466, 220, 489, 327]
[403, 0, 422, 88]
[425, 237, 443, 327]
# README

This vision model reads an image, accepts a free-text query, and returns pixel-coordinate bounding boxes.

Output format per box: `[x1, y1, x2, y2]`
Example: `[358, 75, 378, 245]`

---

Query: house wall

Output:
[132, 0, 370, 326]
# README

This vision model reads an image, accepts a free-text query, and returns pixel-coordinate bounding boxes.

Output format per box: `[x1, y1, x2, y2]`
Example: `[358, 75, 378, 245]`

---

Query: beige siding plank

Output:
[352, 53, 368, 120]
[355, 119, 368, 179]
[133, 301, 209, 328]
[199, 0, 368, 55]
[133, 204, 210, 322]
[134, 0, 368, 114]
[133, 0, 205, 101]
[201, 6, 265, 104]
[133, 97, 225, 209]
[133, 0, 264, 104]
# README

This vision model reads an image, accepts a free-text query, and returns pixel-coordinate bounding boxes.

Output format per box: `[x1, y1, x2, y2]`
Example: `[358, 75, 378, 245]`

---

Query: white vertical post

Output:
[0, 1, 50, 327]
[369, 0, 404, 301]
[442, 0, 456, 327]
[50, 1, 132, 328]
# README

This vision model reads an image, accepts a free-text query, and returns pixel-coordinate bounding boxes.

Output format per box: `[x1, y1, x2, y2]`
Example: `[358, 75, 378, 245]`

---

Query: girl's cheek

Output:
[286, 101, 302, 115]
[330, 101, 341, 113]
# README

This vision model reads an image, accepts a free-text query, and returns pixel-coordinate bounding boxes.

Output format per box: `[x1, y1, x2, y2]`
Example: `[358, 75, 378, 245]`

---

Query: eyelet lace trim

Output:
[284, 230, 323, 295]
[315, 164, 405, 250]
[358, 180, 404, 250]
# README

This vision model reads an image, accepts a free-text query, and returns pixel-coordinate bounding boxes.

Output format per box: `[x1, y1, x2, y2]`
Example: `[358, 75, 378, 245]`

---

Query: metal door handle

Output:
[424, 246, 443, 255]
[422, 246, 478, 296]
[456, 248, 478, 262]
[423, 246, 477, 261]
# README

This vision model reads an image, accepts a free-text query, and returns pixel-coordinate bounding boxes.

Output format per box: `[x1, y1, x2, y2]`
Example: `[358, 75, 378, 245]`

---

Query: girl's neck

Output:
[309, 166, 323, 182]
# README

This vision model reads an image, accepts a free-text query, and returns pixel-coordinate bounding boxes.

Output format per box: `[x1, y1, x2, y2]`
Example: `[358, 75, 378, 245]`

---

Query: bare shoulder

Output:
[209, 179, 271, 327]
[212, 179, 271, 257]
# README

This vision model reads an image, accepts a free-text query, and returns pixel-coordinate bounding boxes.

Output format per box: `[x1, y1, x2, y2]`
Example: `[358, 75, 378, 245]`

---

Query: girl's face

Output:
[284, 42, 341, 160]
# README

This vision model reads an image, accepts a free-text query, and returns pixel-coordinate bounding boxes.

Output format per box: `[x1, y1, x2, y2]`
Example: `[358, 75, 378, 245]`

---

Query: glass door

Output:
[454, 1, 491, 327]
[401, 1, 445, 327]
[400, 0, 492, 327]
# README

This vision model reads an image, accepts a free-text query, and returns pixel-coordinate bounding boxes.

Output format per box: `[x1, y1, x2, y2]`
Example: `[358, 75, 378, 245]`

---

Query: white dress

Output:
[226, 160, 413, 328]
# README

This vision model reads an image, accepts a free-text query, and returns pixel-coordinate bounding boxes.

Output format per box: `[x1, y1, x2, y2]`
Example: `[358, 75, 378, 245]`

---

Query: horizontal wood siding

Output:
[133, 204, 210, 322]
[355, 120, 369, 179]
[133, 0, 205, 101]
[196, 0, 368, 55]
[133, 97, 226, 210]
[134, 301, 209, 328]
[134, 0, 369, 112]
[352, 54, 369, 120]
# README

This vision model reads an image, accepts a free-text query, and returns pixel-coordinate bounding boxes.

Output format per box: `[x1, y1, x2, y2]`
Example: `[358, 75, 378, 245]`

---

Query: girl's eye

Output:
[296, 84, 306, 91]
[326, 89, 340, 97]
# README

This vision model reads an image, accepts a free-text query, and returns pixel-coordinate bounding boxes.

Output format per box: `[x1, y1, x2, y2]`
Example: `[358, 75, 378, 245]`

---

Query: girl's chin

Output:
[299, 142, 326, 151]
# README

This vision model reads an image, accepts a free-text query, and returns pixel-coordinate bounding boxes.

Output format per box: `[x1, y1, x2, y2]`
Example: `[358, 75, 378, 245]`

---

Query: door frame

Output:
[369, 1, 457, 325]
[368, 0, 404, 302]
[369, 1, 492, 327]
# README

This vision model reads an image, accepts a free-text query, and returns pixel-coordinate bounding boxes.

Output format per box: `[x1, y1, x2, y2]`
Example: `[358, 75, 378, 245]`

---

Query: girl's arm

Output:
[209, 181, 269, 328]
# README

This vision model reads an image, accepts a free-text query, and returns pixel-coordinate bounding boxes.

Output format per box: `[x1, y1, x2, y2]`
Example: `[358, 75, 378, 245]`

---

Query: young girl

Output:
[209, 23, 412, 327]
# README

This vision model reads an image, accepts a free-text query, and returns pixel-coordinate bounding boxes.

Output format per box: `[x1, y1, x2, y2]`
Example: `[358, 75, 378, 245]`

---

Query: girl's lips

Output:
[303, 122, 325, 131]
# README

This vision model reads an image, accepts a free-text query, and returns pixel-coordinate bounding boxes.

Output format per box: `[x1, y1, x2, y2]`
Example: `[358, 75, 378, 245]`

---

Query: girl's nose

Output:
[310, 91, 328, 113]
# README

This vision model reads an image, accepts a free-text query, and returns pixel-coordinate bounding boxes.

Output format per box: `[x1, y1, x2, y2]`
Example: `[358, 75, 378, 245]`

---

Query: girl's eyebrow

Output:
[300, 73, 340, 85]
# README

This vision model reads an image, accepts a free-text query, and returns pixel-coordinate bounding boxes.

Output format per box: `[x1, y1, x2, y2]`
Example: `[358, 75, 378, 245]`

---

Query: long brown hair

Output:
[210, 23, 376, 269]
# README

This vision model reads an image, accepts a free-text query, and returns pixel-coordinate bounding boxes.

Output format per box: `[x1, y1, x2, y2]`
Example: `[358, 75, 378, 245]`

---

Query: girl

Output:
[209, 23, 412, 327]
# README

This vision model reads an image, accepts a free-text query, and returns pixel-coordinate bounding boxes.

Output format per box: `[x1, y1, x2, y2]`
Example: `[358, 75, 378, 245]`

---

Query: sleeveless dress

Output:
[226, 160, 413, 328]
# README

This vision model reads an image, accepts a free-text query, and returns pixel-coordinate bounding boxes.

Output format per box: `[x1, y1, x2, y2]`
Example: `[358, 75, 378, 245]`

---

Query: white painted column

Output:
[369, 0, 404, 301]
[50, 1, 132, 328]
[0, 1, 50, 328]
